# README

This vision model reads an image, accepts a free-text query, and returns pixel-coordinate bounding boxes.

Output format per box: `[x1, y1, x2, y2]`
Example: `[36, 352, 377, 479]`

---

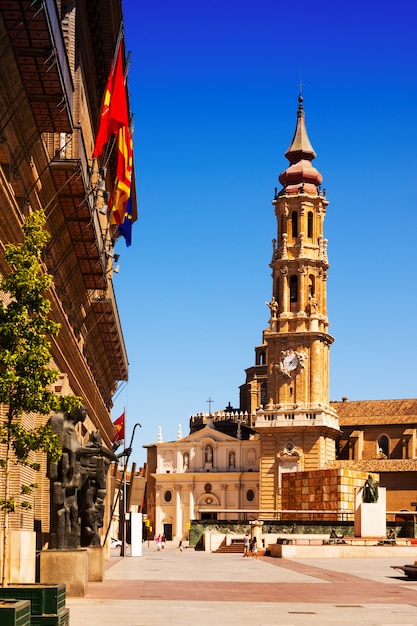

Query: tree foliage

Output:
[0, 209, 82, 513]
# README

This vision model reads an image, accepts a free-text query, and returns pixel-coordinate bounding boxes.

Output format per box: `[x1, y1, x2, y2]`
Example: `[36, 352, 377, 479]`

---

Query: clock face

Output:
[283, 353, 299, 371]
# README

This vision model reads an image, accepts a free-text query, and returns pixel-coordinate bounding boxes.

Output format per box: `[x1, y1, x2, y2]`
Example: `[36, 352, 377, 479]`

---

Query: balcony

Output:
[0, 0, 73, 132]
[49, 127, 107, 291]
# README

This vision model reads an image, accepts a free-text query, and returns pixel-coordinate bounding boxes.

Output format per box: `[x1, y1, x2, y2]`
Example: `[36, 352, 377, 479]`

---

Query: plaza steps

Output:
[215, 541, 244, 554]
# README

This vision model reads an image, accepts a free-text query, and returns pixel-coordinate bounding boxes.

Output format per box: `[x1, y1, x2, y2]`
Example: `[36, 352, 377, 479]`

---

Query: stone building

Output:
[0, 0, 135, 562]
[144, 95, 417, 540]
[328, 399, 417, 512]
[145, 415, 260, 540]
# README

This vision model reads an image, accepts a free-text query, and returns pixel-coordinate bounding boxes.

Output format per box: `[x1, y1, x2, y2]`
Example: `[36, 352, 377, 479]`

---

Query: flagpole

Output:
[121, 406, 127, 557]
[103, 420, 141, 550]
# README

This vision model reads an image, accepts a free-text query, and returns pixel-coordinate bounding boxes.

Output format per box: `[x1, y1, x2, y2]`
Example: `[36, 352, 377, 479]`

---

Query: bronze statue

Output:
[362, 474, 379, 503]
[48, 406, 115, 549]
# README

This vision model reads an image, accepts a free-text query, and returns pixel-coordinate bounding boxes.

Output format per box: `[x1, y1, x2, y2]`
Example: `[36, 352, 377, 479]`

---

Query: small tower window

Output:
[259, 351, 266, 365]
[291, 211, 298, 238]
[290, 275, 298, 302]
[378, 435, 389, 457]
[308, 274, 315, 297]
[307, 212, 313, 238]
[260, 383, 267, 406]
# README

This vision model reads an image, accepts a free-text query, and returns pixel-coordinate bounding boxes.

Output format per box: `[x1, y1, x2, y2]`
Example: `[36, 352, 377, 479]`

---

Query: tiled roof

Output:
[330, 399, 417, 425]
[326, 459, 417, 472]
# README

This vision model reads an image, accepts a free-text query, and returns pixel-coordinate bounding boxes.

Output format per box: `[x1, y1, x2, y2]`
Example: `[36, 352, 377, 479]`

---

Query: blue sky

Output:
[113, 0, 417, 466]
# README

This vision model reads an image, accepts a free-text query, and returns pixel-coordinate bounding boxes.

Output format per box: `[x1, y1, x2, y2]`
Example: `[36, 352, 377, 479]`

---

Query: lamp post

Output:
[104, 422, 142, 555]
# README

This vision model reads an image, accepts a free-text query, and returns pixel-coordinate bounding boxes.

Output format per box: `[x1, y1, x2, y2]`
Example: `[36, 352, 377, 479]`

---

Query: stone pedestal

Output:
[0, 530, 36, 583]
[9, 530, 36, 584]
[86, 546, 104, 582]
[130, 512, 143, 557]
[354, 486, 386, 538]
[249, 520, 264, 547]
[39, 549, 88, 597]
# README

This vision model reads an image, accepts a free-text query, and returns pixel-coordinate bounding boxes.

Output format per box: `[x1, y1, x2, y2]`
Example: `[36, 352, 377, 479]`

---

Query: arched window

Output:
[378, 435, 389, 457]
[308, 274, 315, 297]
[291, 211, 298, 238]
[290, 275, 298, 303]
[259, 351, 266, 365]
[307, 212, 313, 238]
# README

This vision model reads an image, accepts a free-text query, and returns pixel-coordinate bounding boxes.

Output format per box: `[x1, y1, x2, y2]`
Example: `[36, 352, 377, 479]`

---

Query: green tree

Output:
[0, 209, 81, 585]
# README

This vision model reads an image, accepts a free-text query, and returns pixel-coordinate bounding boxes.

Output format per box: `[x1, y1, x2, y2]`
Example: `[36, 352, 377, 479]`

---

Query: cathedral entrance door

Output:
[163, 523, 173, 540]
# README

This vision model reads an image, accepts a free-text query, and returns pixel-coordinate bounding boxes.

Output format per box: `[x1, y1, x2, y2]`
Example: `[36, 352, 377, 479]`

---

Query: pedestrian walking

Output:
[243, 532, 250, 557]
[156, 534, 162, 551]
[179, 539, 183, 555]
[250, 537, 258, 559]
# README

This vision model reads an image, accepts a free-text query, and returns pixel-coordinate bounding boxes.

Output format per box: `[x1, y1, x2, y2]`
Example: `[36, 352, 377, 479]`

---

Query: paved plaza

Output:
[66, 542, 417, 625]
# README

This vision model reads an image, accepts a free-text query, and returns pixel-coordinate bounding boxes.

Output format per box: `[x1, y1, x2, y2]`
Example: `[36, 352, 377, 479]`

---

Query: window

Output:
[308, 274, 315, 297]
[291, 211, 298, 238]
[246, 489, 255, 502]
[307, 212, 313, 238]
[164, 490, 172, 503]
[378, 435, 389, 457]
[260, 383, 267, 406]
[290, 275, 298, 302]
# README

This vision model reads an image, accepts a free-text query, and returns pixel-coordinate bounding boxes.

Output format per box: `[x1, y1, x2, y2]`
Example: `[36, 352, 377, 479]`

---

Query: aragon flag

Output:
[111, 412, 125, 444]
[93, 38, 129, 158]
[110, 124, 133, 225]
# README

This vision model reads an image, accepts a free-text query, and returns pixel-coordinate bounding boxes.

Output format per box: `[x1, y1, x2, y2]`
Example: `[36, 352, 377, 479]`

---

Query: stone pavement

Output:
[66, 542, 417, 625]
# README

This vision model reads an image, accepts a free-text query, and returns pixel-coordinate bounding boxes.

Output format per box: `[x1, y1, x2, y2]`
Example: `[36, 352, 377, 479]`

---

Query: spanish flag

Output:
[112, 412, 125, 444]
[93, 38, 129, 158]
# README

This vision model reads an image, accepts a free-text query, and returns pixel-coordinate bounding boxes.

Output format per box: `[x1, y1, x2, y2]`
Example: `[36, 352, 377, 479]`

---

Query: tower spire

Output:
[278, 95, 322, 193]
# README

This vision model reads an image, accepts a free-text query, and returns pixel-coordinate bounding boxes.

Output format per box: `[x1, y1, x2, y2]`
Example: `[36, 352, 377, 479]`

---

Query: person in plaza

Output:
[250, 537, 258, 559]
[156, 534, 162, 551]
[243, 532, 250, 557]
[179, 539, 183, 555]
[161, 534, 166, 550]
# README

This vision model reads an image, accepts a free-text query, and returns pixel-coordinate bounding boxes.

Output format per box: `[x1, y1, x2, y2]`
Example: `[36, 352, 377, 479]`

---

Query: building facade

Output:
[0, 0, 135, 551]
[145, 415, 260, 540]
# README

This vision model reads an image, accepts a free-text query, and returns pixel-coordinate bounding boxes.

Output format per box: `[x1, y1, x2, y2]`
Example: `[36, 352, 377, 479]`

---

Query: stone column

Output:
[249, 519, 264, 547]
[234, 482, 242, 512]
[174, 484, 183, 539]
[298, 265, 306, 313]
[221, 483, 228, 520]
[281, 267, 288, 313]
[155, 485, 163, 536]
[188, 484, 195, 521]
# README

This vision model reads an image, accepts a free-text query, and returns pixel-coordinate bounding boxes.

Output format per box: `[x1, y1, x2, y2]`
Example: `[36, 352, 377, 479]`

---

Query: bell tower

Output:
[241, 95, 339, 511]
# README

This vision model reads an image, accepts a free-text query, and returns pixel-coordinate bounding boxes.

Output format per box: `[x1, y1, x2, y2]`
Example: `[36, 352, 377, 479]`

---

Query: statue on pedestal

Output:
[47, 406, 115, 549]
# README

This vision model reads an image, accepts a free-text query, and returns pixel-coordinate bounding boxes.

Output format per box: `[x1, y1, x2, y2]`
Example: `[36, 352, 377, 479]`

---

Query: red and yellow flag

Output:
[93, 39, 129, 158]
[111, 412, 125, 444]
[110, 124, 133, 225]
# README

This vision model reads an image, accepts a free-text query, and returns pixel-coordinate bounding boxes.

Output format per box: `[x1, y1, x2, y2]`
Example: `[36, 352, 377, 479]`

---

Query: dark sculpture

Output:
[47, 406, 116, 549]
[362, 474, 379, 503]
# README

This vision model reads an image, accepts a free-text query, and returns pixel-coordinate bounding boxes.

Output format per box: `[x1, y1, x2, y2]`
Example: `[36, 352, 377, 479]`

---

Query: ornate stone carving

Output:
[276, 349, 307, 379]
